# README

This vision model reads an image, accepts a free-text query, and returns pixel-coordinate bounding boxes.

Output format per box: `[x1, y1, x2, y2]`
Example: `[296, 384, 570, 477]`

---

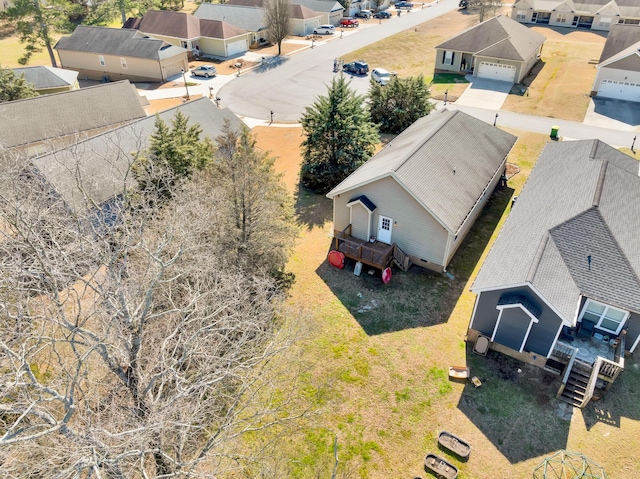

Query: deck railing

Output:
[556, 347, 578, 400]
[334, 224, 395, 269]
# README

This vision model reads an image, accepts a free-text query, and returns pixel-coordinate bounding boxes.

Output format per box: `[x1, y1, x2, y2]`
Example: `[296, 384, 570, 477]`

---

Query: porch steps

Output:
[559, 362, 592, 407]
[392, 244, 412, 272]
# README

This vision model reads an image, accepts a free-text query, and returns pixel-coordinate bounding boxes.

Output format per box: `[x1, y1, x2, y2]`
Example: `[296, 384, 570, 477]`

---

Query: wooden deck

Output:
[333, 225, 395, 270]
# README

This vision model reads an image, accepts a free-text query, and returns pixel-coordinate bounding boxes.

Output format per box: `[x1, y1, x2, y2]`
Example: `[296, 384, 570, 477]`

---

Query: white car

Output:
[372, 68, 392, 85]
[314, 24, 335, 35]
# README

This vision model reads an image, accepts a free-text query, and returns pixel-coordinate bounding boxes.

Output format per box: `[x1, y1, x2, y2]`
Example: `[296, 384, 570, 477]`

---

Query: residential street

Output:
[217, 0, 460, 123]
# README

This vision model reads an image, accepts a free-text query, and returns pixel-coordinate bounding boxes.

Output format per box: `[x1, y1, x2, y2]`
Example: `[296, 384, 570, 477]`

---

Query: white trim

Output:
[547, 323, 565, 358]
[471, 282, 572, 326]
[492, 303, 539, 352]
[578, 298, 629, 336]
[630, 331, 640, 353]
[346, 200, 375, 241]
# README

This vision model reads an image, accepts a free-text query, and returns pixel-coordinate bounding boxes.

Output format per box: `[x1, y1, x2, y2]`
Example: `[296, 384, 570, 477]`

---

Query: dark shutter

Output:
[442, 50, 446, 64]
[451, 52, 455, 65]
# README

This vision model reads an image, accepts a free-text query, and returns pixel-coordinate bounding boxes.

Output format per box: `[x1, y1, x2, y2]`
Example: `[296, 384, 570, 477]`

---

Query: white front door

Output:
[377, 215, 392, 244]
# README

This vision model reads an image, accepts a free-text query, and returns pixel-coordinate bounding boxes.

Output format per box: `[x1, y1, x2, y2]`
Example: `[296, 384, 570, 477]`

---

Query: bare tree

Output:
[263, 0, 291, 56]
[0, 142, 309, 477]
[474, 0, 502, 23]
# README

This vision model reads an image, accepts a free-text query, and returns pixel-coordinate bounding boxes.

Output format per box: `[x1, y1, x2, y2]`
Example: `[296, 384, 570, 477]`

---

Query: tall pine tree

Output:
[300, 76, 378, 193]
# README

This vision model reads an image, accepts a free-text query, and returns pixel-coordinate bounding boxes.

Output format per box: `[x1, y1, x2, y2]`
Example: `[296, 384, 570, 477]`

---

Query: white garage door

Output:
[477, 62, 516, 83]
[226, 40, 247, 57]
[598, 79, 640, 102]
[163, 60, 185, 80]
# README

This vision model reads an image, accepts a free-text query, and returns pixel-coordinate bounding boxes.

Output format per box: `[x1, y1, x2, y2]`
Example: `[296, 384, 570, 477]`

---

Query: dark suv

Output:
[343, 61, 369, 75]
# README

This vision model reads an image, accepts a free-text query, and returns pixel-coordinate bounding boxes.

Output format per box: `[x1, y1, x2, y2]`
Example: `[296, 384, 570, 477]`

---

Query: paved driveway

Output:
[583, 97, 640, 132]
[455, 77, 512, 110]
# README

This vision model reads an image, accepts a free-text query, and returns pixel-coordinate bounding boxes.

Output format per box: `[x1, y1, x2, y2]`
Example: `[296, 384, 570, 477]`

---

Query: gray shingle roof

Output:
[327, 109, 517, 234]
[0, 80, 146, 150]
[598, 24, 640, 63]
[436, 15, 545, 61]
[292, 0, 343, 13]
[55, 26, 186, 60]
[31, 98, 243, 212]
[12, 66, 78, 90]
[194, 3, 266, 32]
[124, 10, 248, 40]
[473, 139, 640, 319]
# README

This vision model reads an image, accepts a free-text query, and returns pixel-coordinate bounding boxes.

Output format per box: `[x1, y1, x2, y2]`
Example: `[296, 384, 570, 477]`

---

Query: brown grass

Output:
[502, 27, 605, 122]
[253, 125, 640, 479]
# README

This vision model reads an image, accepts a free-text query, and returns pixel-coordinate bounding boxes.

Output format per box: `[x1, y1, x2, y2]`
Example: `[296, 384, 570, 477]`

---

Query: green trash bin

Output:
[550, 125, 560, 139]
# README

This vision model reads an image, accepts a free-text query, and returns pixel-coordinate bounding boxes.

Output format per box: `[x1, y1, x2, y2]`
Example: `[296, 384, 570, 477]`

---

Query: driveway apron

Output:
[455, 77, 512, 110]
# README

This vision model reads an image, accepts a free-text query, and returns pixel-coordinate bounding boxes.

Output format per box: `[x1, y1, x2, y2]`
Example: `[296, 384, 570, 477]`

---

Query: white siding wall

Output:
[351, 203, 370, 240]
[331, 176, 450, 269]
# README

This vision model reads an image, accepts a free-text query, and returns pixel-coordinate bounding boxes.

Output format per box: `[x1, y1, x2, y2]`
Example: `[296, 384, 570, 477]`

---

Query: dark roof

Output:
[227, 0, 264, 6]
[291, 4, 321, 18]
[31, 98, 244, 212]
[436, 15, 545, 62]
[347, 195, 377, 212]
[598, 23, 640, 66]
[12, 66, 78, 90]
[327, 109, 517, 234]
[124, 10, 248, 40]
[55, 26, 186, 60]
[0, 80, 146, 151]
[497, 293, 542, 318]
[473, 140, 640, 320]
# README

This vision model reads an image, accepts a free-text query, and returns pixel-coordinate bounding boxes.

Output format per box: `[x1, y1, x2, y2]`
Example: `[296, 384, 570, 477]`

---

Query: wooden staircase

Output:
[558, 360, 593, 407]
[392, 244, 412, 272]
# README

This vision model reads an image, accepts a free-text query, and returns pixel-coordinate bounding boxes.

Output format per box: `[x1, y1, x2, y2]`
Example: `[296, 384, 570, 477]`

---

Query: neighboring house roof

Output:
[292, 0, 344, 13]
[327, 109, 517, 234]
[228, 0, 264, 6]
[12, 66, 78, 91]
[514, 0, 640, 18]
[597, 23, 640, 71]
[55, 26, 186, 60]
[123, 10, 248, 40]
[194, 3, 266, 32]
[31, 98, 244, 212]
[291, 3, 321, 19]
[473, 140, 640, 321]
[0, 80, 146, 150]
[436, 15, 545, 62]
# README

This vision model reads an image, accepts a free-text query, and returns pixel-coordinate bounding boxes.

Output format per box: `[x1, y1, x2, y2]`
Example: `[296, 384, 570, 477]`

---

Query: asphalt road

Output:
[218, 0, 459, 123]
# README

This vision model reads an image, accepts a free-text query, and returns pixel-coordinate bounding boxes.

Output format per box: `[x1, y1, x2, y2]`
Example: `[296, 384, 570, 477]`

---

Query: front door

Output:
[377, 216, 392, 244]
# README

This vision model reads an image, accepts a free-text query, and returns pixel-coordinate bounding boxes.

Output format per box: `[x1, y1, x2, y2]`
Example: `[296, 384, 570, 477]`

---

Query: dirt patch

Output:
[252, 126, 304, 194]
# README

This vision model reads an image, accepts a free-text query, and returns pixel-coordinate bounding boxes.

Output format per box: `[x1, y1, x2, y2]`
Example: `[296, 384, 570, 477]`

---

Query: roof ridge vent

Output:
[593, 160, 608, 207]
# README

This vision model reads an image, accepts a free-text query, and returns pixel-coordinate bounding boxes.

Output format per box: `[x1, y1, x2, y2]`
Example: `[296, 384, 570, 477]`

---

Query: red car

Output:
[340, 17, 359, 27]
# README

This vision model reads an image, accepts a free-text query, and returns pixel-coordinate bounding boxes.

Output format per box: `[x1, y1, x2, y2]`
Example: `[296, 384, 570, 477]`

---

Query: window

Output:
[516, 10, 526, 20]
[557, 13, 567, 23]
[181, 41, 188, 48]
[579, 299, 628, 335]
[98, 55, 105, 66]
[600, 17, 611, 28]
[443, 50, 454, 66]
[620, 18, 640, 25]
[120, 58, 127, 69]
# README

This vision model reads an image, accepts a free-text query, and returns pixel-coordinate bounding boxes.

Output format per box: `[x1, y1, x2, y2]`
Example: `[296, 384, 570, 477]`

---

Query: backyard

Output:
[253, 125, 640, 479]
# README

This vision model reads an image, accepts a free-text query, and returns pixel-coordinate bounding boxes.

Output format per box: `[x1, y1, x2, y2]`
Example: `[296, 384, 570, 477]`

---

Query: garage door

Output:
[598, 79, 640, 102]
[164, 60, 185, 80]
[477, 62, 516, 83]
[226, 40, 247, 57]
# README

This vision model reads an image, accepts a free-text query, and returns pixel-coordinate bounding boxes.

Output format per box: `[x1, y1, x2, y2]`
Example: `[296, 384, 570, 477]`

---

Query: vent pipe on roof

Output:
[587, 255, 592, 271]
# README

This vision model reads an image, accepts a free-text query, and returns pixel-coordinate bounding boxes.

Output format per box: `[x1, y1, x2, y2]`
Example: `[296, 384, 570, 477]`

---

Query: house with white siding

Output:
[326, 109, 517, 273]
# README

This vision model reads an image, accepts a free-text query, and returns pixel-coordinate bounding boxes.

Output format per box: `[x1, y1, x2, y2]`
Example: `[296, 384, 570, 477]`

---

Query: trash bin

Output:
[550, 125, 560, 139]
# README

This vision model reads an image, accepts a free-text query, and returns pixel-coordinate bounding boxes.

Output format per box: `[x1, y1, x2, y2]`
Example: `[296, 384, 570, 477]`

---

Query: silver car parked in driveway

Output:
[191, 65, 217, 78]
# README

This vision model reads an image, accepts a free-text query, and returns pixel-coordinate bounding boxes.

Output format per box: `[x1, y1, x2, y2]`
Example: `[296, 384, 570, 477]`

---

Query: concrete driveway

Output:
[583, 97, 640, 132]
[455, 76, 512, 110]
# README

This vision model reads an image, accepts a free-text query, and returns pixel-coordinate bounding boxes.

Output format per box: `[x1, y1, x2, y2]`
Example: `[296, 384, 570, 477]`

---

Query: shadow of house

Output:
[457, 345, 571, 463]
[294, 183, 333, 230]
[316, 183, 513, 336]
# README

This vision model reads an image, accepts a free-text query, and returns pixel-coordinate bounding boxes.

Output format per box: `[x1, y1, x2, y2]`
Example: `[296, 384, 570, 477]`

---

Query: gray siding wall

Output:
[445, 159, 505, 265]
[435, 48, 464, 73]
[494, 307, 531, 351]
[625, 311, 640, 353]
[518, 46, 541, 83]
[331, 176, 449, 266]
[470, 285, 564, 357]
